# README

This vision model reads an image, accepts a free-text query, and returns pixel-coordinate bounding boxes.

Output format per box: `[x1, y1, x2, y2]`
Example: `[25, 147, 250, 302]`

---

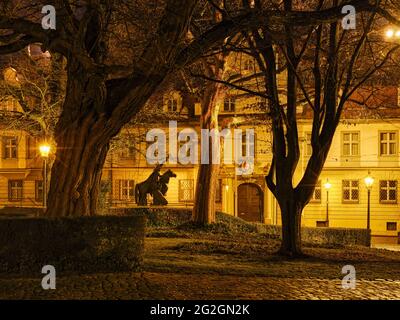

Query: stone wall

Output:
[0, 215, 146, 275]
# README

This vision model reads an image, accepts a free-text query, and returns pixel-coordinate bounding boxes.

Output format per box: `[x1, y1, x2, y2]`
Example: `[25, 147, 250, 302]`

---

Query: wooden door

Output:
[238, 183, 263, 222]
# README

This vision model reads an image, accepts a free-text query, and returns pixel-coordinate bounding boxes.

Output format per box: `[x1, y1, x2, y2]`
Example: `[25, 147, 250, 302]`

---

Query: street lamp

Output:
[324, 179, 332, 227]
[385, 28, 400, 40]
[39, 143, 51, 208]
[364, 172, 374, 231]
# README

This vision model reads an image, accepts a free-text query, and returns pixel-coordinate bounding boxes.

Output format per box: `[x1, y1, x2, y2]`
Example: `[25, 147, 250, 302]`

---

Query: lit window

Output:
[342, 180, 359, 203]
[380, 180, 397, 203]
[8, 180, 23, 201]
[179, 179, 194, 202]
[379, 131, 397, 156]
[342, 132, 359, 156]
[2, 136, 18, 159]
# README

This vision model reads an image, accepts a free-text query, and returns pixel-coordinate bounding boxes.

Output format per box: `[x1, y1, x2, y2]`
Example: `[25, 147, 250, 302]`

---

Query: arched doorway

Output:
[237, 183, 263, 222]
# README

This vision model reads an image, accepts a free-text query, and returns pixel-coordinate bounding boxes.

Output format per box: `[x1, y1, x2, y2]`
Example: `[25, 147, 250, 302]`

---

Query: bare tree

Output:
[0, 46, 64, 138]
[243, 0, 400, 256]
[0, 0, 393, 217]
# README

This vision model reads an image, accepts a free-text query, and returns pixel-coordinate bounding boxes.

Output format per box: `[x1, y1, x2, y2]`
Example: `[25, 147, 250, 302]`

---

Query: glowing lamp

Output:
[39, 144, 51, 158]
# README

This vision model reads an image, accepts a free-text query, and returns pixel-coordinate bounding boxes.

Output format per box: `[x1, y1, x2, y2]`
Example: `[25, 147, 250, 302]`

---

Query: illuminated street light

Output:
[364, 172, 374, 233]
[324, 179, 331, 227]
[324, 179, 332, 190]
[385, 28, 395, 38]
[385, 28, 400, 40]
[39, 143, 51, 208]
[364, 174, 374, 190]
[39, 144, 51, 158]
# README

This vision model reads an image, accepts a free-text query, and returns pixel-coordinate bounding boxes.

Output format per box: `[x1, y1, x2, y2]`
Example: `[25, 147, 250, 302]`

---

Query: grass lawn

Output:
[145, 224, 400, 281]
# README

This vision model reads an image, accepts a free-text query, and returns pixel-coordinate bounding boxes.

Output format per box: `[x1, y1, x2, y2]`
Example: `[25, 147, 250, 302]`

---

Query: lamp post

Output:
[324, 179, 332, 227]
[385, 28, 400, 40]
[39, 143, 50, 208]
[364, 172, 374, 231]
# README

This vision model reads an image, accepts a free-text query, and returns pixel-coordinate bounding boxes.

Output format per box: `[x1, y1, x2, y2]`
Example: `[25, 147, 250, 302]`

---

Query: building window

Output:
[243, 59, 255, 72]
[178, 136, 192, 160]
[119, 180, 135, 201]
[119, 145, 136, 159]
[26, 136, 38, 159]
[2, 136, 18, 159]
[1, 97, 17, 112]
[35, 180, 44, 202]
[223, 97, 236, 112]
[380, 180, 397, 203]
[310, 181, 321, 202]
[342, 180, 359, 203]
[179, 179, 194, 202]
[215, 179, 222, 203]
[167, 98, 178, 112]
[241, 132, 256, 158]
[305, 133, 312, 156]
[379, 131, 397, 156]
[342, 132, 359, 156]
[387, 222, 397, 231]
[8, 180, 23, 201]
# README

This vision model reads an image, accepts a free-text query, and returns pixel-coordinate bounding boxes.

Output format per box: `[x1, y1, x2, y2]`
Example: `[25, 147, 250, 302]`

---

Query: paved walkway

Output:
[1, 272, 400, 300]
[2, 236, 400, 300]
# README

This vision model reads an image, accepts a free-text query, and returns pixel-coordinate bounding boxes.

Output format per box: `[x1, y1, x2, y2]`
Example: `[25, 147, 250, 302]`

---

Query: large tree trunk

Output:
[278, 198, 303, 256]
[40, 0, 198, 217]
[192, 80, 223, 225]
[46, 111, 110, 217]
[193, 163, 219, 224]
[192, 2, 227, 225]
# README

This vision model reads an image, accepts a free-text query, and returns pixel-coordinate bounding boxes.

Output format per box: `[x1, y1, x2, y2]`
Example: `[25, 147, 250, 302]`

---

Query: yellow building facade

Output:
[1, 82, 400, 243]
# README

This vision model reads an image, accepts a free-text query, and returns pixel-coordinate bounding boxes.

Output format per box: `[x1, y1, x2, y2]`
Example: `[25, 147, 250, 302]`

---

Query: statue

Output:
[135, 164, 177, 206]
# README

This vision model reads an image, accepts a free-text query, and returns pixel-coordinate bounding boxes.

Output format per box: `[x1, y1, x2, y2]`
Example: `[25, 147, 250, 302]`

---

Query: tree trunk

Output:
[45, 111, 110, 217]
[278, 198, 303, 257]
[192, 80, 223, 225]
[44, 53, 166, 217]
[43, 52, 116, 217]
[193, 163, 219, 224]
